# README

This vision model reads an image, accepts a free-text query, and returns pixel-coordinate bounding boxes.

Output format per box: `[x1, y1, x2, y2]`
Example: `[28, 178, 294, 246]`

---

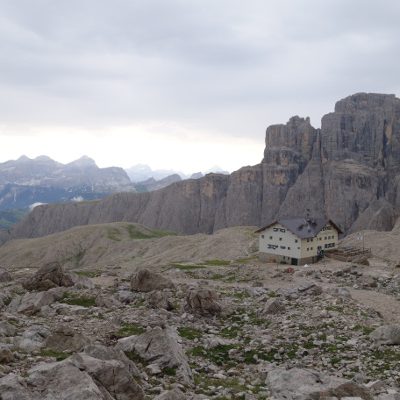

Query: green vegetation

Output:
[125, 350, 144, 364]
[115, 322, 145, 338]
[188, 344, 236, 366]
[178, 326, 203, 340]
[352, 324, 375, 336]
[40, 349, 71, 361]
[0, 209, 27, 230]
[107, 227, 122, 241]
[194, 373, 248, 396]
[170, 263, 206, 271]
[163, 366, 177, 376]
[203, 259, 231, 266]
[74, 270, 100, 278]
[126, 224, 176, 239]
[60, 292, 96, 307]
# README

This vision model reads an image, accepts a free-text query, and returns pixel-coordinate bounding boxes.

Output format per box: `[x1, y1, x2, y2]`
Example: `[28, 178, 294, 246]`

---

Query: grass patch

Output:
[170, 263, 206, 271]
[352, 324, 375, 336]
[60, 292, 96, 307]
[40, 349, 71, 361]
[125, 350, 144, 364]
[178, 326, 203, 340]
[188, 344, 236, 366]
[115, 322, 145, 338]
[74, 270, 100, 278]
[194, 374, 248, 395]
[126, 224, 176, 240]
[107, 227, 122, 241]
[203, 259, 231, 266]
[163, 366, 177, 376]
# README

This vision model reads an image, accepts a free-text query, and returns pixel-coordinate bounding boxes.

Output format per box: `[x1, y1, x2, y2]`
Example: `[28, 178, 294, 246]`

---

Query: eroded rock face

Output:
[23, 262, 74, 291]
[130, 269, 175, 293]
[9, 93, 400, 238]
[185, 288, 222, 316]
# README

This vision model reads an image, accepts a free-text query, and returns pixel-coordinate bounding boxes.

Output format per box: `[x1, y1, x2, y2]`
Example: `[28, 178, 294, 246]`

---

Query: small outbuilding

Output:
[256, 217, 342, 265]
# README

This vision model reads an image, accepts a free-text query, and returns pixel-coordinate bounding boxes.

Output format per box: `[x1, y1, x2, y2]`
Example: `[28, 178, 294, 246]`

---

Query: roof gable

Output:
[256, 217, 342, 239]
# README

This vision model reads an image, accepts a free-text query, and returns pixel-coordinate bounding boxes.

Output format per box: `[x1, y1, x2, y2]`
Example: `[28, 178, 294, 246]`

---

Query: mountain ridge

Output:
[9, 92, 400, 240]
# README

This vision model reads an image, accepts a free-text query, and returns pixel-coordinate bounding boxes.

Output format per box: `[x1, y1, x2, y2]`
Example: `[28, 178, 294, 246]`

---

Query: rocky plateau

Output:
[0, 222, 400, 398]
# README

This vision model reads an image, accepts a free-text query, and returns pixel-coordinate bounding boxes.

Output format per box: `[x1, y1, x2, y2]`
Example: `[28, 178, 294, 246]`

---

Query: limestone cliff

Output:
[10, 93, 400, 239]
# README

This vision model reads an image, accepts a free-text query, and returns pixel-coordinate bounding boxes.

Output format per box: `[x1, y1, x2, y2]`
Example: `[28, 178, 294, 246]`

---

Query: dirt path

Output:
[351, 289, 400, 323]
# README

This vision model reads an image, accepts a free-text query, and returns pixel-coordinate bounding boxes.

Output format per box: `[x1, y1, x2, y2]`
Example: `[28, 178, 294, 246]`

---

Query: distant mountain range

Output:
[125, 164, 229, 182]
[0, 155, 230, 229]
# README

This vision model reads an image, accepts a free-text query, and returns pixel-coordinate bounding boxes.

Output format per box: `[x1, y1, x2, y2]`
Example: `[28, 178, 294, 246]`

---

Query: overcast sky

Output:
[0, 0, 399, 173]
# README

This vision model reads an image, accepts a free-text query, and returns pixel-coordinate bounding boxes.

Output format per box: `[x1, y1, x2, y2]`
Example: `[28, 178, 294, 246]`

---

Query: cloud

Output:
[0, 0, 399, 169]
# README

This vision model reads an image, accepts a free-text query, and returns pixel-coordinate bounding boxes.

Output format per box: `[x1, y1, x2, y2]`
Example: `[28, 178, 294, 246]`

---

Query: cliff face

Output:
[11, 93, 400, 239]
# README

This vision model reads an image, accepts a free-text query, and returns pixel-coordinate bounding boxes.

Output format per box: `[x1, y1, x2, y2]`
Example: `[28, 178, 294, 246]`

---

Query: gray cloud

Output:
[0, 0, 399, 140]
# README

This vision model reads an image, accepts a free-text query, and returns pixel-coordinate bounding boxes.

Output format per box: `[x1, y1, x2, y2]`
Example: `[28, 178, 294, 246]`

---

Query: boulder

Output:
[15, 324, 50, 352]
[117, 326, 193, 385]
[0, 320, 17, 337]
[185, 288, 221, 316]
[7, 288, 63, 315]
[266, 367, 372, 400]
[0, 374, 33, 400]
[26, 360, 110, 400]
[44, 325, 91, 353]
[370, 325, 400, 345]
[23, 261, 74, 291]
[148, 290, 175, 310]
[0, 346, 14, 363]
[262, 298, 286, 315]
[0, 267, 12, 282]
[83, 344, 141, 378]
[70, 352, 144, 400]
[130, 268, 175, 292]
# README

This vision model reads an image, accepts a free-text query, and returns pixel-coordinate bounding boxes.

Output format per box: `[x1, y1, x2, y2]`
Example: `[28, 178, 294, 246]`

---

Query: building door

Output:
[291, 258, 298, 266]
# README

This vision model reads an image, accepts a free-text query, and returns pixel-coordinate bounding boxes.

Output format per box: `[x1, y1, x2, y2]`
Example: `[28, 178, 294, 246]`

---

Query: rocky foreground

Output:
[1, 238, 400, 399]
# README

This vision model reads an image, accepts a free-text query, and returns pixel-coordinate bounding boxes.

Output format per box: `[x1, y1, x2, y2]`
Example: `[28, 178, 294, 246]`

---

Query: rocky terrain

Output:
[1, 223, 400, 399]
[10, 93, 400, 240]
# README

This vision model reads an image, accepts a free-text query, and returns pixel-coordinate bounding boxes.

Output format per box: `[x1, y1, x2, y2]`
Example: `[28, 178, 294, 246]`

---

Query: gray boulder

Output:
[0, 267, 12, 282]
[185, 288, 221, 316]
[0, 320, 17, 337]
[148, 290, 175, 310]
[0, 374, 33, 400]
[266, 367, 372, 400]
[130, 268, 175, 292]
[70, 353, 144, 400]
[370, 325, 400, 345]
[23, 261, 74, 291]
[27, 360, 110, 400]
[262, 298, 285, 315]
[15, 324, 50, 352]
[117, 326, 193, 385]
[7, 288, 63, 315]
[44, 325, 91, 353]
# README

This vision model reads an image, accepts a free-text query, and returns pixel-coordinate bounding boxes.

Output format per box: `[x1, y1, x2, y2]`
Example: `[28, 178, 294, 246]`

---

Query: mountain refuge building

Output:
[256, 217, 342, 265]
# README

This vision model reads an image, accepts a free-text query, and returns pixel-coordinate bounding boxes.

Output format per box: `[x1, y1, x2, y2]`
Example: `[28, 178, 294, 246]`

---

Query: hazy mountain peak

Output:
[16, 155, 31, 162]
[67, 155, 97, 168]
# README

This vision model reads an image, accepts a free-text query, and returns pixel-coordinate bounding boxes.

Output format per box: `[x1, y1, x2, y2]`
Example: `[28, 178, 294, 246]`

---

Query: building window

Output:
[295, 239, 298, 243]
[307, 247, 309, 251]
[288, 247, 291, 250]
[280, 228, 286, 232]
[297, 247, 300, 249]
[311, 238, 313, 242]
[269, 236, 272, 240]
[280, 246, 286, 249]
[279, 238, 282, 241]
[261, 235, 264, 238]
[273, 227, 278, 232]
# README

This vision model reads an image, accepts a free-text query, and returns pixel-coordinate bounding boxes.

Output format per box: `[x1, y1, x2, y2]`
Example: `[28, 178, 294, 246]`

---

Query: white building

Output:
[256, 217, 342, 265]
